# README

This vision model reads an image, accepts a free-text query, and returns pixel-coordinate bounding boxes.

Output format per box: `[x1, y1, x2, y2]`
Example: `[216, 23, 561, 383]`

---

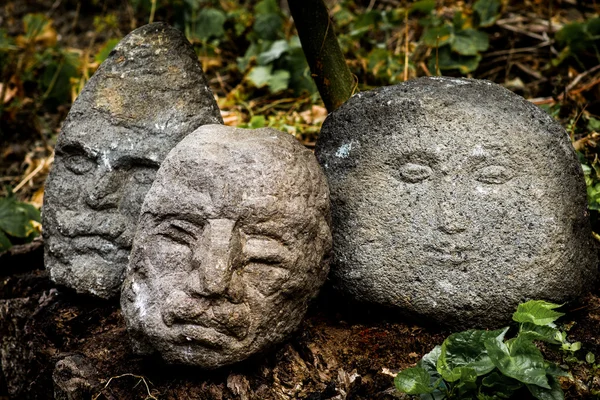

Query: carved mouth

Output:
[424, 244, 471, 266]
[161, 292, 251, 340]
[54, 210, 129, 239]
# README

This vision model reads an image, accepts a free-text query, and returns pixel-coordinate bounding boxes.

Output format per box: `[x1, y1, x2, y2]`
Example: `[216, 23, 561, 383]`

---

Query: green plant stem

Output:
[287, 0, 355, 113]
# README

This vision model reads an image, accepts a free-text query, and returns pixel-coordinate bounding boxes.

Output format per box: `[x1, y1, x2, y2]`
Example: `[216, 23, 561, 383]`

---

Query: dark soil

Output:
[1, 243, 600, 400]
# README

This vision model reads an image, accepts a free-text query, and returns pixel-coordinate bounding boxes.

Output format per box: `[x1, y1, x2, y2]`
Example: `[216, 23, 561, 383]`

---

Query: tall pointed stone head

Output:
[43, 23, 223, 299]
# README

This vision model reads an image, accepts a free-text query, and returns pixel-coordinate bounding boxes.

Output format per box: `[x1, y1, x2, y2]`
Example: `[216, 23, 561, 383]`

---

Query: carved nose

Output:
[190, 219, 240, 298]
[437, 196, 467, 235]
[85, 170, 122, 209]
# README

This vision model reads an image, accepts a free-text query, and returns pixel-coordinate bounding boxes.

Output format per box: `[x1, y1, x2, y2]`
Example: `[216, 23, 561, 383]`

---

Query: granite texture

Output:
[43, 23, 222, 299]
[121, 125, 332, 368]
[315, 76, 598, 327]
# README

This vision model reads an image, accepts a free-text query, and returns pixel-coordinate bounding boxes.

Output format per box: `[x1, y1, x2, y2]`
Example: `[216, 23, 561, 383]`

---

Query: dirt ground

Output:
[1, 241, 600, 400]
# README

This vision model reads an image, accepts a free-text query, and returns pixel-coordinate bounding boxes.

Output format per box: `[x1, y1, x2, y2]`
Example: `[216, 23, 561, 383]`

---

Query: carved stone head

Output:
[315, 77, 598, 327]
[121, 125, 331, 368]
[42, 23, 222, 299]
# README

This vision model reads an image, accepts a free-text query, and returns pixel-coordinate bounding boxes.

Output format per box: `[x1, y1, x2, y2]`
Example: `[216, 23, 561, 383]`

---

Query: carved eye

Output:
[157, 220, 199, 245]
[398, 162, 433, 183]
[243, 263, 290, 297]
[132, 167, 157, 184]
[64, 154, 95, 175]
[476, 165, 513, 184]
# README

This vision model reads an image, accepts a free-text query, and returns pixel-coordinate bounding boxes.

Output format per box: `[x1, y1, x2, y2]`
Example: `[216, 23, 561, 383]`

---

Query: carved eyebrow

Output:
[243, 236, 292, 264]
[119, 155, 160, 168]
[391, 149, 442, 166]
[57, 141, 97, 159]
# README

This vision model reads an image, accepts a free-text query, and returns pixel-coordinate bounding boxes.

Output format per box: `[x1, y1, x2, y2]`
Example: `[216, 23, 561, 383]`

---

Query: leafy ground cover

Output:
[1, 0, 600, 398]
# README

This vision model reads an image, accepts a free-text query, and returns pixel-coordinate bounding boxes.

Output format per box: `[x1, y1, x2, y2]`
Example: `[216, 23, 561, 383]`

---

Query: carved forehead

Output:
[318, 77, 574, 173]
[143, 125, 328, 219]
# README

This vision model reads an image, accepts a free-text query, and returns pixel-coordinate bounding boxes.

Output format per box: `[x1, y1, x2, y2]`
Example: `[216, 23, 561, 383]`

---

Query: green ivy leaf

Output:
[473, 0, 501, 27]
[545, 362, 571, 379]
[485, 335, 550, 388]
[422, 24, 454, 47]
[418, 345, 442, 376]
[257, 40, 289, 65]
[437, 328, 507, 380]
[95, 38, 120, 63]
[431, 44, 482, 73]
[247, 65, 273, 87]
[481, 372, 523, 398]
[451, 28, 489, 56]
[394, 367, 436, 395]
[526, 376, 565, 400]
[266, 69, 290, 93]
[281, 41, 317, 95]
[0, 230, 12, 253]
[23, 13, 51, 41]
[246, 65, 290, 93]
[253, 0, 283, 41]
[0, 195, 41, 238]
[588, 118, 600, 131]
[255, 0, 278, 14]
[248, 115, 266, 129]
[519, 322, 560, 344]
[410, 0, 436, 14]
[512, 300, 564, 326]
[193, 8, 226, 41]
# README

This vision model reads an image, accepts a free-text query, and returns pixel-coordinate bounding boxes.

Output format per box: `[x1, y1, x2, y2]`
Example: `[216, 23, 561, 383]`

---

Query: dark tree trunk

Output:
[287, 0, 355, 113]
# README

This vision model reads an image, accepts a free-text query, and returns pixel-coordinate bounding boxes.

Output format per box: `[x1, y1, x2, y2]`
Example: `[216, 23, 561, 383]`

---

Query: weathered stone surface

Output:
[315, 76, 598, 327]
[43, 23, 222, 299]
[121, 125, 332, 368]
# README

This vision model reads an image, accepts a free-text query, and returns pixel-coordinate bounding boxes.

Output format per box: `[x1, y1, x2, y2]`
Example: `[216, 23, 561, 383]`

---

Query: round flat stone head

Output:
[121, 124, 331, 368]
[315, 76, 598, 327]
[42, 23, 222, 299]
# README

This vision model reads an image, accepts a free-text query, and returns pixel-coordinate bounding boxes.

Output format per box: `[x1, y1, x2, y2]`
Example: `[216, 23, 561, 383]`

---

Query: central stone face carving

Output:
[121, 125, 331, 368]
[315, 77, 598, 327]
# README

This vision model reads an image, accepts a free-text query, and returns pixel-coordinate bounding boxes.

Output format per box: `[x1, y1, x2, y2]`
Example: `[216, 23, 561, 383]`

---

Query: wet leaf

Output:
[512, 300, 564, 326]
[0, 193, 41, 242]
[422, 24, 453, 47]
[452, 28, 489, 56]
[257, 40, 289, 65]
[96, 39, 120, 63]
[410, 0, 436, 14]
[526, 376, 565, 400]
[481, 372, 523, 398]
[474, 0, 501, 27]
[485, 335, 550, 388]
[437, 328, 507, 380]
[519, 323, 560, 344]
[193, 8, 226, 41]
[394, 367, 436, 394]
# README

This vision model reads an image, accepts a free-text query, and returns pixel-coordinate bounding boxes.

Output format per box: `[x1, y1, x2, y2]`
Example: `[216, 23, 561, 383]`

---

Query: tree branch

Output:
[287, 0, 355, 112]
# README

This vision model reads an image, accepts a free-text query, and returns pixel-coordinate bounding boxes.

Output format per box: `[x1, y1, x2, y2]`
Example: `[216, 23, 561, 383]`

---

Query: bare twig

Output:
[496, 21, 546, 41]
[484, 41, 552, 57]
[12, 158, 49, 193]
[92, 373, 158, 400]
[565, 64, 600, 92]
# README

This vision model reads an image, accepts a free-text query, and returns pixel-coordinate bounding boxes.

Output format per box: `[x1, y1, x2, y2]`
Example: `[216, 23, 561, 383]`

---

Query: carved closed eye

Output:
[64, 154, 95, 175]
[158, 220, 200, 245]
[475, 165, 513, 184]
[397, 162, 433, 183]
[243, 263, 290, 296]
[132, 167, 157, 184]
